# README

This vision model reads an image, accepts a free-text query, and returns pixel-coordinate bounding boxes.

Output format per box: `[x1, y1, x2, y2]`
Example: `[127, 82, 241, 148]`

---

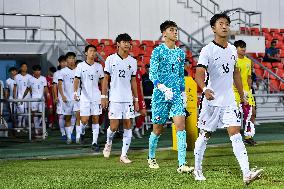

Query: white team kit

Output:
[75, 61, 104, 116]
[197, 41, 241, 132]
[58, 67, 80, 115]
[104, 53, 137, 119]
[28, 76, 47, 112]
[53, 70, 64, 114]
[5, 78, 15, 99]
[14, 73, 32, 112]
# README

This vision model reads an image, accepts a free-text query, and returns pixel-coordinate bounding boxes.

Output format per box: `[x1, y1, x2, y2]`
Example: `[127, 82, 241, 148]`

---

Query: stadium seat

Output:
[270, 28, 280, 34]
[141, 40, 154, 47]
[262, 62, 272, 69]
[86, 39, 99, 46]
[130, 46, 141, 57]
[255, 68, 264, 78]
[261, 28, 269, 34]
[144, 47, 153, 56]
[100, 39, 113, 46]
[280, 29, 284, 34]
[269, 80, 280, 93]
[154, 40, 162, 46]
[279, 82, 284, 91]
[249, 27, 260, 35]
[247, 53, 257, 59]
[131, 40, 140, 47]
[272, 62, 283, 69]
[257, 53, 265, 58]
[143, 56, 151, 64]
[254, 63, 261, 69]
[276, 69, 284, 78]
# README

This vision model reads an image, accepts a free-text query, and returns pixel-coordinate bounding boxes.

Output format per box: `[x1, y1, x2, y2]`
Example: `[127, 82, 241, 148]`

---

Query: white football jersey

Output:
[75, 61, 104, 102]
[5, 78, 15, 99]
[58, 67, 76, 101]
[53, 70, 62, 100]
[197, 41, 237, 106]
[104, 53, 137, 103]
[14, 73, 32, 99]
[28, 76, 47, 99]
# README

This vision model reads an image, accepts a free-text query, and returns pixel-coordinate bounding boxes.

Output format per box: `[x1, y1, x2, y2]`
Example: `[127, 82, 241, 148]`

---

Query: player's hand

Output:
[62, 96, 67, 103]
[181, 91, 187, 108]
[241, 96, 248, 105]
[101, 97, 108, 109]
[74, 92, 80, 101]
[134, 101, 139, 112]
[204, 88, 215, 101]
[158, 84, 173, 100]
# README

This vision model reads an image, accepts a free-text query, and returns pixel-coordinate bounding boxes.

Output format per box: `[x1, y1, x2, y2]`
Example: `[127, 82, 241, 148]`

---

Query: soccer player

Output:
[193, 13, 263, 184]
[133, 67, 147, 138]
[53, 55, 67, 138]
[74, 45, 104, 149]
[147, 20, 191, 173]
[13, 63, 32, 128]
[58, 52, 80, 144]
[233, 40, 257, 146]
[101, 33, 139, 164]
[46, 66, 57, 129]
[5, 67, 18, 111]
[23, 65, 50, 136]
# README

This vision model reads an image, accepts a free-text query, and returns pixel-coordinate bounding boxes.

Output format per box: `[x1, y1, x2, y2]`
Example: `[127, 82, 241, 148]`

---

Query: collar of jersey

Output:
[212, 40, 228, 49]
[162, 43, 177, 50]
[116, 53, 129, 60]
[67, 66, 74, 70]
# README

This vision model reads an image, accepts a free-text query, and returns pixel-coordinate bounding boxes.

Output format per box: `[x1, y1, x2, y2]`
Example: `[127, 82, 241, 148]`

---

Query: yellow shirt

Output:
[233, 56, 252, 92]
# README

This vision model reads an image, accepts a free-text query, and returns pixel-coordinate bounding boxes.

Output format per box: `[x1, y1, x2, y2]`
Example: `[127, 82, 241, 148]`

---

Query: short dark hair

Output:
[8, 67, 17, 72]
[65, 52, 76, 58]
[76, 60, 83, 65]
[85, 45, 97, 52]
[116, 33, 132, 43]
[32, 65, 41, 71]
[58, 55, 66, 63]
[210, 13, 231, 27]
[160, 20, 177, 33]
[57, 65, 61, 70]
[49, 66, 57, 73]
[20, 62, 27, 67]
[234, 40, 246, 48]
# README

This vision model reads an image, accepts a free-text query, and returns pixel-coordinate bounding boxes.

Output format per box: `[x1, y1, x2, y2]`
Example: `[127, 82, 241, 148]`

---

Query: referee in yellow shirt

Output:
[233, 40, 257, 146]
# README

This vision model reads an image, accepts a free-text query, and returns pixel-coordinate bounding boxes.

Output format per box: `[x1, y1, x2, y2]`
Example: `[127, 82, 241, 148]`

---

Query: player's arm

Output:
[44, 86, 51, 101]
[131, 76, 139, 111]
[73, 77, 80, 101]
[52, 83, 58, 103]
[23, 87, 31, 99]
[195, 48, 214, 100]
[233, 65, 246, 103]
[4, 82, 9, 99]
[247, 61, 253, 89]
[13, 84, 17, 99]
[101, 73, 109, 109]
[58, 80, 66, 103]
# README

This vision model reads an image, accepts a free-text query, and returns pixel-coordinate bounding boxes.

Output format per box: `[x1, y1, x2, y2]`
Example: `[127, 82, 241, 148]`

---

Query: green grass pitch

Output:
[0, 142, 283, 189]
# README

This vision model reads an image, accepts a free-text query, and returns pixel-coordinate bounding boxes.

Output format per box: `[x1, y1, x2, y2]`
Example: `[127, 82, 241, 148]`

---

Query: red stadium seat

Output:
[141, 40, 154, 47]
[254, 63, 261, 69]
[143, 56, 151, 64]
[262, 62, 272, 69]
[155, 40, 162, 46]
[279, 82, 284, 91]
[131, 40, 140, 47]
[144, 47, 153, 56]
[272, 62, 283, 69]
[270, 28, 280, 34]
[280, 29, 284, 34]
[257, 53, 265, 58]
[262, 28, 269, 34]
[250, 27, 260, 35]
[247, 53, 257, 59]
[100, 39, 113, 46]
[269, 80, 280, 93]
[276, 69, 284, 78]
[255, 68, 264, 78]
[86, 39, 99, 46]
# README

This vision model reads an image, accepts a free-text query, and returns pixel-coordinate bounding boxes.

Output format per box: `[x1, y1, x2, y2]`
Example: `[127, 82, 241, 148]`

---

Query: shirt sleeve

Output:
[27, 78, 32, 88]
[75, 65, 81, 79]
[197, 47, 209, 69]
[132, 59, 137, 76]
[57, 71, 63, 81]
[104, 57, 111, 75]
[53, 72, 58, 84]
[179, 50, 185, 92]
[43, 77, 47, 87]
[149, 47, 161, 86]
[5, 80, 9, 89]
[99, 64, 104, 79]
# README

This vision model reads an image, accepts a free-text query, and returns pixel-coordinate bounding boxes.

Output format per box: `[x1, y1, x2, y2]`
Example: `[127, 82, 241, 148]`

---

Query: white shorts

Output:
[16, 102, 27, 113]
[31, 102, 44, 112]
[108, 102, 135, 119]
[56, 100, 63, 114]
[80, 101, 102, 116]
[62, 101, 80, 115]
[198, 103, 241, 132]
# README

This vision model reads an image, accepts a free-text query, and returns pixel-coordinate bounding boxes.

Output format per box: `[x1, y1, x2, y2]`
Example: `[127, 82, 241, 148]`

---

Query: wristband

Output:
[74, 91, 78, 96]
[134, 97, 139, 102]
[202, 87, 208, 93]
[101, 95, 107, 98]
